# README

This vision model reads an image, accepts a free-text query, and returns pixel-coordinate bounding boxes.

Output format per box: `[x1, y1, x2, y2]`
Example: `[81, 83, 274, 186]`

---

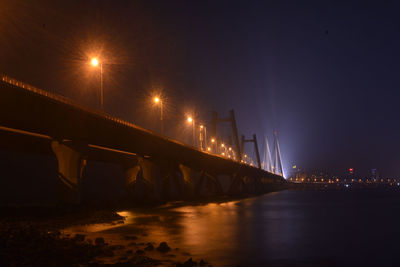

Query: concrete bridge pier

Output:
[194, 170, 224, 196]
[242, 176, 254, 194]
[204, 172, 224, 196]
[137, 157, 162, 200]
[51, 140, 87, 205]
[228, 172, 247, 195]
[159, 163, 182, 200]
[123, 159, 141, 198]
[179, 164, 196, 198]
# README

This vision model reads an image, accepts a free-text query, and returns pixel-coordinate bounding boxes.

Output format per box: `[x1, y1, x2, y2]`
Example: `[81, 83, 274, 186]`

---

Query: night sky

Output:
[1, 0, 400, 178]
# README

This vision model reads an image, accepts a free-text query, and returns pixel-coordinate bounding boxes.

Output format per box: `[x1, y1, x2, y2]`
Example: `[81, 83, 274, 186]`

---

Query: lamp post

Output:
[199, 125, 207, 151]
[211, 137, 216, 153]
[187, 116, 195, 147]
[221, 143, 226, 157]
[154, 97, 164, 135]
[90, 58, 103, 110]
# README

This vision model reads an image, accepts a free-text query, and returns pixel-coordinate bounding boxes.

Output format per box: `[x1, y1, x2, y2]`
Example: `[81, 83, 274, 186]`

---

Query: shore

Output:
[0, 206, 211, 266]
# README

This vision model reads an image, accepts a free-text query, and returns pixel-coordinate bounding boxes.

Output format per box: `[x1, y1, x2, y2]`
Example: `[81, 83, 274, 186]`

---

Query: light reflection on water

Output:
[65, 190, 400, 266]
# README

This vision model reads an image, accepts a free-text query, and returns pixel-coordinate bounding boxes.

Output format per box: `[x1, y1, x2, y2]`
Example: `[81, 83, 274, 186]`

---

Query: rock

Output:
[130, 256, 160, 265]
[100, 248, 114, 257]
[176, 258, 197, 267]
[95, 237, 105, 245]
[110, 244, 125, 250]
[118, 255, 128, 261]
[144, 243, 154, 251]
[136, 249, 145, 255]
[123, 235, 137, 240]
[73, 234, 86, 242]
[199, 259, 207, 266]
[157, 242, 171, 253]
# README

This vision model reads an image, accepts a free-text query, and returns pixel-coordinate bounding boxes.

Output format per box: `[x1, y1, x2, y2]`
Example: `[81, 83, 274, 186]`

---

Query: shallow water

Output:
[66, 190, 400, 266]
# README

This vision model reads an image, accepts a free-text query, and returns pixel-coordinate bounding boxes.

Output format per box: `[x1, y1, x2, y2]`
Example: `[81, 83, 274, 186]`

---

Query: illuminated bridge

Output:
[0, 75, 285, 204]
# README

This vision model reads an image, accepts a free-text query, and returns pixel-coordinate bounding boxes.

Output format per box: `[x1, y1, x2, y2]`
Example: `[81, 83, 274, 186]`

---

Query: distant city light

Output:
[187, 116, 193, 123]
[211, 138, 215, 143]
[154, 97, 160, 103]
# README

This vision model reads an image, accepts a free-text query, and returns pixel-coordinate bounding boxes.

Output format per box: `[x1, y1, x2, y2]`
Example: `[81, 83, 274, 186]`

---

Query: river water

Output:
[67, 189, 400, 266]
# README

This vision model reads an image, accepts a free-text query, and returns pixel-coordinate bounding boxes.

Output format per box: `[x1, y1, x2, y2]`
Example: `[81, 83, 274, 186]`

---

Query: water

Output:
[67, 190, 400, 266]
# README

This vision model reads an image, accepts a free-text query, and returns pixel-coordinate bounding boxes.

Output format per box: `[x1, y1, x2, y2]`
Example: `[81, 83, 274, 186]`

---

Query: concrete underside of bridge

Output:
[0, 130, 285, 205]
[49, 140, 285, 204]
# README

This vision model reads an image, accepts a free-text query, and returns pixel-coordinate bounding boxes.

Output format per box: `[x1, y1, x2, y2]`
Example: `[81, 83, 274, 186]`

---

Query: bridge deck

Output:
[0, 74, 284, 180]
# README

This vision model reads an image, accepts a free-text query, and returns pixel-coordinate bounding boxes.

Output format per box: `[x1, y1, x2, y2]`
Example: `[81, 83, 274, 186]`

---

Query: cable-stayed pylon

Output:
[262, 136, 273, 172]
[272, 131, 284, 177]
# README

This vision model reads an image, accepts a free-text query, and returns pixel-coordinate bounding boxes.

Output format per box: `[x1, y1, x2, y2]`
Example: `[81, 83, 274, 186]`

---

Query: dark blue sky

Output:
[1, 0, 400, 177]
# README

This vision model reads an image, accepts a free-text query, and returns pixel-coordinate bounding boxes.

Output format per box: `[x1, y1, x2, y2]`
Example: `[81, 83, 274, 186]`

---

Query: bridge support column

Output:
[137, 157, 161, 199]
[228, 172, 244, 195]
[51, 140, 86, 205]
[179, 164, 195, 198]
[124, 161, 141, 197]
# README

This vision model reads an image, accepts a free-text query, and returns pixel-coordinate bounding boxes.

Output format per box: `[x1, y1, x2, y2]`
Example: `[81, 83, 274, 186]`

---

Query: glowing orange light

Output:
[91, 58, 99, 67]
[154, 97, 160, 103]
[211, 138, 215, 143]
[228, 147, 232, 151]
[187, 116, 193, 123]
[221, 143, 225, 147]
[207, 147, 211, 151]
[200, 125, 204, 129]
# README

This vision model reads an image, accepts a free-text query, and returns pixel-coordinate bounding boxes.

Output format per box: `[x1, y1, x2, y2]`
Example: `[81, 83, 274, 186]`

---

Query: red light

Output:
[349, 168, 354, 173]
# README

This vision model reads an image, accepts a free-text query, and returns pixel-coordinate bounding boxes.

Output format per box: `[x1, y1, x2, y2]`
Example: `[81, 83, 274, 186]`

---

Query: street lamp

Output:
[199, 125, 204, 150]
[210, 137, 216, 153]
[221, 143, 226, 156]
[199, 124, 207, 151]
[90, 57, 103, 110]
[153, 96, 164, 135]
[187, 116, 195, 146]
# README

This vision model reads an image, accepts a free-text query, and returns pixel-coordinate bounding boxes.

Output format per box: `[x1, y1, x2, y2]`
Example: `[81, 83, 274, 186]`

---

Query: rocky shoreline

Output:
[0, 207, 211, 266]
